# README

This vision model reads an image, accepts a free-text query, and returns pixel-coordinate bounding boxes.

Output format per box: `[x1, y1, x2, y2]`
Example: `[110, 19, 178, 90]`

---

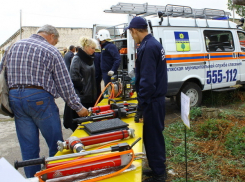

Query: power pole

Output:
[20, 9, 22, 40]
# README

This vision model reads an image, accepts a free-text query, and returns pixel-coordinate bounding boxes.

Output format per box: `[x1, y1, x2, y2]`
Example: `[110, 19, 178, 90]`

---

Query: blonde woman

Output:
[63, 37, 97, 131]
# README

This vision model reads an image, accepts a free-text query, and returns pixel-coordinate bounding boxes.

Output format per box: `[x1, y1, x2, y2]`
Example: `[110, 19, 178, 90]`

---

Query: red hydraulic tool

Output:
[44, 153, 133, 180]
[89, 101, 136, 114]
[15, 139, 144, 182]
[57, 128, 135, 153]
[73, 103, 137, 124]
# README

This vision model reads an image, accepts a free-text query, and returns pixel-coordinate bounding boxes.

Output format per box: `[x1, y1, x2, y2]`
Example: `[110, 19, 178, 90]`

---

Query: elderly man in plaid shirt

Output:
[1, 24, 88, 178]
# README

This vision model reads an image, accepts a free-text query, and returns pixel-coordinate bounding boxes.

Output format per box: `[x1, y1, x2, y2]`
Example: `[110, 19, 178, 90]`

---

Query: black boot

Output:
[142, 174, 166, 182]
[143, 169, 154, 176]
[143, 169, 167, 182]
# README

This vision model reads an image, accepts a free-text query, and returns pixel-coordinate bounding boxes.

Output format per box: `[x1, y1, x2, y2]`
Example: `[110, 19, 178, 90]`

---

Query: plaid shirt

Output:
[2, 34, 83, 112]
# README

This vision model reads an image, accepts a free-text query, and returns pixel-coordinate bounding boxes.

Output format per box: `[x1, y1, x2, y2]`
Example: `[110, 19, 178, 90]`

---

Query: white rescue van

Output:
[104, 3, 245, 107]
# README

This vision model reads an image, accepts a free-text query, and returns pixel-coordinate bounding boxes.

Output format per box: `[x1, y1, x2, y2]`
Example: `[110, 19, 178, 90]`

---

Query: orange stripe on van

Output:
[166, 52, 238, 64]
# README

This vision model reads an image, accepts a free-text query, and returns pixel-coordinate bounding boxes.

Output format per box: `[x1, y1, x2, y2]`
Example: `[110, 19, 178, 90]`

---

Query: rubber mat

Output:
[83, 118, 129, 135]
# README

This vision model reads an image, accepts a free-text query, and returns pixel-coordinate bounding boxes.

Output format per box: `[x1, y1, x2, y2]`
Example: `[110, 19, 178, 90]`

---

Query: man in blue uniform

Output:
[97, 29, 121, 86]
[64, 45, 76, 71]
[126, 17, 168, 182]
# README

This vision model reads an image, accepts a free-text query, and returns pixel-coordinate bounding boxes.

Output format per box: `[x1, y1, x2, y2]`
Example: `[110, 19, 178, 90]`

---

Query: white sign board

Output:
[0, 157, 27, 182]
[181, 92, 190, 129]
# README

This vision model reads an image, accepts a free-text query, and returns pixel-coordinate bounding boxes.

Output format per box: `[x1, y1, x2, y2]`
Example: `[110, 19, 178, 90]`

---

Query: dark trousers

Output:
[143, 97, 166, 175]
[102, 72, 111, 86]
[96, 78, 103, 101]
[63, 103, 94, 132]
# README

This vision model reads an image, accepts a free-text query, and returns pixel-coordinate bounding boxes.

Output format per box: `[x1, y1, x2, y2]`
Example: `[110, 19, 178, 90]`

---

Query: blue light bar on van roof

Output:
[212, 16, 229, 20]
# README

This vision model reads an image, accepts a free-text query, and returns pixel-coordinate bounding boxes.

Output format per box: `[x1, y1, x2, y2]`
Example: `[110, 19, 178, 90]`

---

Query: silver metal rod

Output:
[93, 114, 114, 120]
[126, 111, 136, 115]
[46, 147, 111, 162]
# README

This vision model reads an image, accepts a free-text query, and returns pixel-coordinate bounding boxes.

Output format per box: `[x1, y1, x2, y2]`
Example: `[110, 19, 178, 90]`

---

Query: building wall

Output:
[0, 26, 92, 60]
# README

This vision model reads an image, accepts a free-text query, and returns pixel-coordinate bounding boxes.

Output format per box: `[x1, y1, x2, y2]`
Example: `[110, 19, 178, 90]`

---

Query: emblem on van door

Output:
[174, 32, 190, 52]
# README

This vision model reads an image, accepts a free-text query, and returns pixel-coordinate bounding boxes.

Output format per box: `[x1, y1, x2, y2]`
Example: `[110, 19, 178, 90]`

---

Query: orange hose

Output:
[94, 81, 124, 107]
[80, 149, 135, 182]
[36, 142, 122, 182]
[94, 82, 112, 107]
[115, 82, 122, 98]
[108, 83, 115, 99]
[35, 150, 133, 181]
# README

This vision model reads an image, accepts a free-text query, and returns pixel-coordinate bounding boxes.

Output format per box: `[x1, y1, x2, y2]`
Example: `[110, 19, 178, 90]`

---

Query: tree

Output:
[228, 0, 245, 17]
[233, 0, 245, 5]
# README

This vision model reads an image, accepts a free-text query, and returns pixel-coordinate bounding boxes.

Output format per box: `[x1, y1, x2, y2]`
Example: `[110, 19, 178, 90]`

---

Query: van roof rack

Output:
[104, 3, 231, 27]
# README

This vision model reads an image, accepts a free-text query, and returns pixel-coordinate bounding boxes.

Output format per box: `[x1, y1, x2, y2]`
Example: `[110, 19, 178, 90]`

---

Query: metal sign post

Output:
[181, 92, 190, 181]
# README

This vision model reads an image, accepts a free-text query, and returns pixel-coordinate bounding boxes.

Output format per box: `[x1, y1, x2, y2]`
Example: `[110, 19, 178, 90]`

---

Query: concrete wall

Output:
[0, 26, 92, 60]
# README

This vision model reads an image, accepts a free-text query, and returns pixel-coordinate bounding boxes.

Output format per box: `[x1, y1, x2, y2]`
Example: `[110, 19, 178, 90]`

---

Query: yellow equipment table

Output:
[55, 97, 143, 182]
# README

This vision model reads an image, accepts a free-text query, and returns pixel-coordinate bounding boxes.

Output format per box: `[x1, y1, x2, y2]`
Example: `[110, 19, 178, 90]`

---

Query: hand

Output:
[134, 107, 143, 123]
[108, 70, 114, 76]
[77, 107, 89, 117]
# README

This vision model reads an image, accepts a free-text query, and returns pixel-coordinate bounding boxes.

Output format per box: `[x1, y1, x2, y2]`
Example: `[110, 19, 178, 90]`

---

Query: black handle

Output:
[111, 104, 121, 119]
[73, 116, 93, 124]
[14, 157, 45, 169]
[131, 137, 142, 148]
[134, 108, 143, 123]
[108, 99, 117, 104]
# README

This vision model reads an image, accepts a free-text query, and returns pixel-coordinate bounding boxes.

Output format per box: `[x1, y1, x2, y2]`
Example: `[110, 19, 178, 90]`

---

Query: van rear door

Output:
[203, 30, 238, 90]
[237, 31, 245, 82]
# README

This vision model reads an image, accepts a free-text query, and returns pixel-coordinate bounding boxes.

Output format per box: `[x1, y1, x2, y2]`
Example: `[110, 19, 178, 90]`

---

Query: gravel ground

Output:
[0, 98, 72, 178]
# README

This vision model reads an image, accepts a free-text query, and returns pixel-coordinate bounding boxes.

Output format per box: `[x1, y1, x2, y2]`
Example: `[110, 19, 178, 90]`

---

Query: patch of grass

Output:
[206, 167, 220, 176]
[164, 121, 204, 164]
[190, 107, 202, 120]
[194, 117, 245, 156]
[164, 120, 197, 140]
[169, 142, 186, 163]
[239, 103, 245, 108]
[150, 90, 245, 181]
[195, 119, 231, 139]
[225, 125, 245, 156]
[171, 178, 200, 182]
[218, 109, 245, 119]
[163, 113, 245, 181]
[164, 121, 184, 140]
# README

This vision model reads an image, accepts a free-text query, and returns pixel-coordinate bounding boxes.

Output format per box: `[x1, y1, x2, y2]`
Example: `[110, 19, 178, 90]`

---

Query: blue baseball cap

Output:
[125, 16, 148, 30]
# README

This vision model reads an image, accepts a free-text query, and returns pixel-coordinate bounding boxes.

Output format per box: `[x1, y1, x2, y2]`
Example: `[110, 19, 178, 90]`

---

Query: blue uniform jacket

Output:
[94, 52, 102, 82]
[100, 41, 121, 73]
[135, 34, 168, 109]
[64, 51, 74, 71]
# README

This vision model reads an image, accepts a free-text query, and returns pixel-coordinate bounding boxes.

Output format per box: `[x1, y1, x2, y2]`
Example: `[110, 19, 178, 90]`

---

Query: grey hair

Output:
[37, 24, 59, 39]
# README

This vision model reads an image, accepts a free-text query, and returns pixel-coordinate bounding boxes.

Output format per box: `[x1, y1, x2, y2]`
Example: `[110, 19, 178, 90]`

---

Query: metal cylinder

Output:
[80, 129, 132, 146]
[45, 155, 131, 180]
[58, 129, 135, 152]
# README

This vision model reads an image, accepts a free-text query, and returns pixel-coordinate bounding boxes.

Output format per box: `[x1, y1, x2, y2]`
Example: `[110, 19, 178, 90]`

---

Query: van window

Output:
[237, 31, 245, 52]
[204, 30, 234, 52]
